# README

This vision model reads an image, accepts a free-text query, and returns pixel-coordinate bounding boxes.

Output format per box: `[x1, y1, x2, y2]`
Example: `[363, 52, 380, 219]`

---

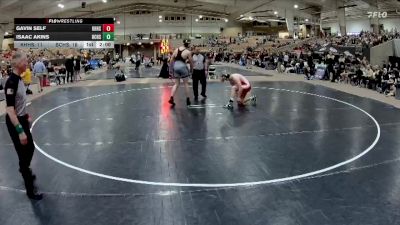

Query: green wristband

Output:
[15, 124, 24, 134]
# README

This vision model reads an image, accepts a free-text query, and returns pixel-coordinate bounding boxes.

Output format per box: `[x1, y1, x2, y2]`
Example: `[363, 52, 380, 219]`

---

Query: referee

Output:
[192, 47, 208, 101]
[5, 51, 42, 200]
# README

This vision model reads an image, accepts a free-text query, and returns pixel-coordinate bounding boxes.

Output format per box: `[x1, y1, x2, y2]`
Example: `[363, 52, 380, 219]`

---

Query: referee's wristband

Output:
[15, 124, 24, 134]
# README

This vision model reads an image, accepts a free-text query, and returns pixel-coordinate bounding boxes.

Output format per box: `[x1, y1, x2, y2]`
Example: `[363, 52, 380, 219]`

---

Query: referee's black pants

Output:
[6, 115, 36, 194]
[192, 69, 207, 98]
[67, 70, 74, 82]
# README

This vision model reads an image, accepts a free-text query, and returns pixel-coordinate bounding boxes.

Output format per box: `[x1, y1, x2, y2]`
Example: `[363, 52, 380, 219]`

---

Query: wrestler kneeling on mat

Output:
[221, 73, 256, 109]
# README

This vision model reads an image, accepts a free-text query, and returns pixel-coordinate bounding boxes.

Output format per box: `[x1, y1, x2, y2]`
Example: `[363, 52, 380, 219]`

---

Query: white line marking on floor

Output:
[2, 158, 400, 197]
[190, 104, 216, 107]
[31, 86, 381, 188]
[88, 80, 104, 86]
[78, 143, 90, 146]
[2, 143, 13, 146]
[1, 157, 398, 197]
[188, 104, 219, 109]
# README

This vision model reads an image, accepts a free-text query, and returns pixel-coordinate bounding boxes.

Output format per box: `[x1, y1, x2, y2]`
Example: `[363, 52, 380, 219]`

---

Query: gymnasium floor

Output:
[1, 69, 400, 224]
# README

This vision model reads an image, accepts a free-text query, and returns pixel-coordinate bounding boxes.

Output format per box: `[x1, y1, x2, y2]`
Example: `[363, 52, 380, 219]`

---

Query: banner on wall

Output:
[367, 12, 388, 19]
[160, 39, 170, 54]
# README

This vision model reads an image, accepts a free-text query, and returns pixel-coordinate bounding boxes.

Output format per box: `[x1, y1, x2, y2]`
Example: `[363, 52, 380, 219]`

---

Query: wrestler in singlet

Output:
[221, 73, 256, 109]
[228, 73, 251, 99]
[173, 47, 190, 79]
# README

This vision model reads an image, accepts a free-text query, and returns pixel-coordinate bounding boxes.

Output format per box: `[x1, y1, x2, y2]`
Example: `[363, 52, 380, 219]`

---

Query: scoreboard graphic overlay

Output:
[14, 18, 114, 49]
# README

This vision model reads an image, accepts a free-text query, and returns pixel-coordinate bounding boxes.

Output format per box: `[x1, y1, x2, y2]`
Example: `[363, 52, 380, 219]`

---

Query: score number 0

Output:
[103, 24, 114, 32]
[102, 24, 114, 41]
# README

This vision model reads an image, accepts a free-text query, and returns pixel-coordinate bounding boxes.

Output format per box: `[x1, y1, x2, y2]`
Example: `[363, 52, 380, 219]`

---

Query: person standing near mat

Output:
[74, 55, 81, 81]
[32, 57, 46, 92]
[4, 51, 42, 200]
[192, 47, 208, 101]
[65, 55, 74, 83]
[221, 73, 256, 109]
[168, 39, 193, 106]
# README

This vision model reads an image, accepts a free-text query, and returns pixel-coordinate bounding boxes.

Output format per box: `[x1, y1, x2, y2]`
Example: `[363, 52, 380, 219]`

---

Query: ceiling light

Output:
[274, 11, 278, 15]
[5, 32, 9, 35]
[102, 0, 107, 3]
[159, 15, 162, 19]
[159, 19, 162, 22]
[294, 4, 298, 9]
[195, 18, 199, 22]
[224, 18, 228, 22]
[57, 3, 64, 8]
[305, 18, 309, 22]
[199, 15, 203, 18]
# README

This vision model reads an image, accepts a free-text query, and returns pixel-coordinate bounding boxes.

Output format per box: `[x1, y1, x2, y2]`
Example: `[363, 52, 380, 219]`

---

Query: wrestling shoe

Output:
[250, 95, 257, 105]
[168, 97, 175, 106]
[223, 103, 233, 109]
[186, 98, 191, 106]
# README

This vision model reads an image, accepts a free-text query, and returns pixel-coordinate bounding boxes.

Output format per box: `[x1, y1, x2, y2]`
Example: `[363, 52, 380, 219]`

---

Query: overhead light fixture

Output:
[159, 19, 162, 22]
[102, 0, 107, 3]
[274, 11, 278, 15]
[117, 20, 121, 24]
[305, 18, 309, 22]
[57, 3, 64, 8]
[159, 15, 162, 19]
[5, 32, 9, 35]
[199, 15, 203, 18]
[224, 18, 228, 22]
[195, 18, 199, 22]
[294, 4, 298, 9]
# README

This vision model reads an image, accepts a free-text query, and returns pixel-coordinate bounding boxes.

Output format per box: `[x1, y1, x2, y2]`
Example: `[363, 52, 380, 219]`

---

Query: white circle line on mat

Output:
[31, 86, 381, 187]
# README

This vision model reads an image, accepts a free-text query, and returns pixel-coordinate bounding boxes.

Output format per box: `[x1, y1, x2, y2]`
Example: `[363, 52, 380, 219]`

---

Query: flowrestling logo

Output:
[47, 19, 84, 24]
